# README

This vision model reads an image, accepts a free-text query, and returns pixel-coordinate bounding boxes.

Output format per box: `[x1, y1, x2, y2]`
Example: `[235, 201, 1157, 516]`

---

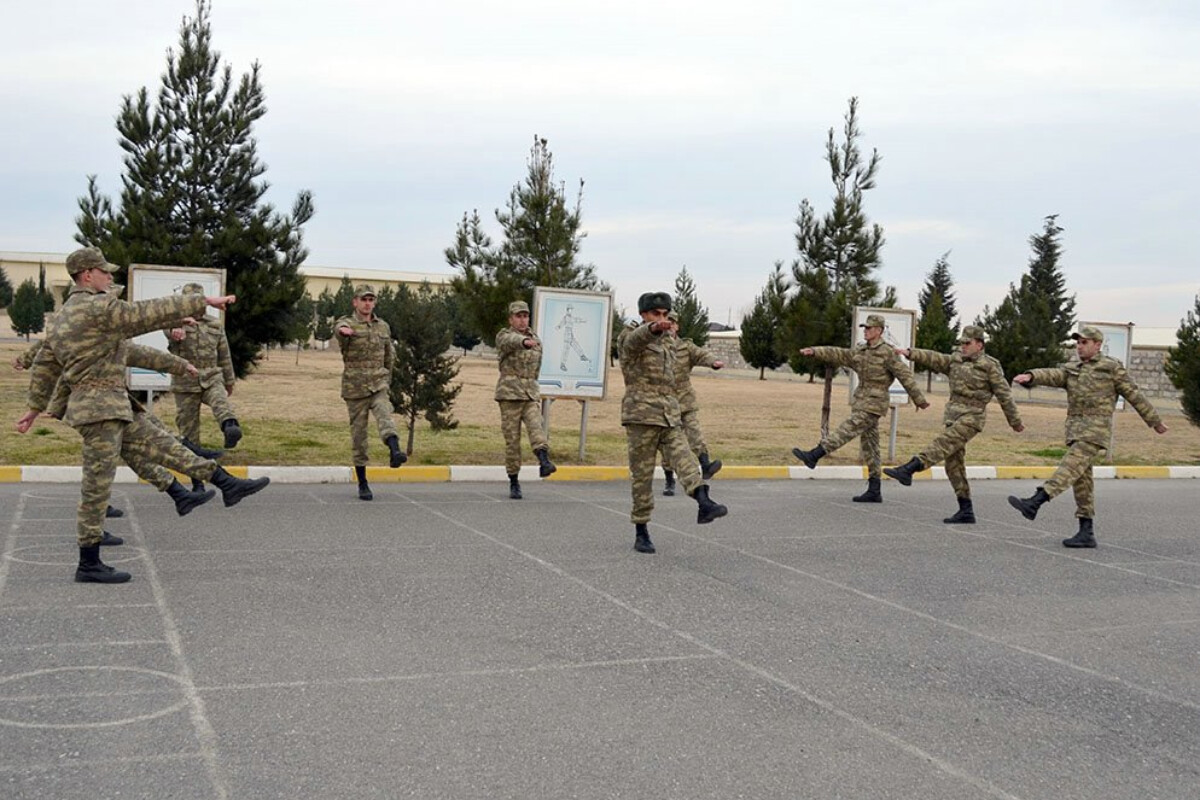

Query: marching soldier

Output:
[335, 284, 406, 501]
[495, 300, 556, 500]
[619, 292, 727, 554]
[792, 314, 930, 503]
[883, 325, 1024, 523]
[658, 311, 724, 496]
[1007, 325, 1167, 548]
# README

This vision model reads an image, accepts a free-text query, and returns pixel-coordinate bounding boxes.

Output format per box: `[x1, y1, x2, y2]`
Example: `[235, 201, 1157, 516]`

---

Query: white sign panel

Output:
[532, 287, 612, 399]
[127, 265, 225, 392]
[850, 306, 918, 406]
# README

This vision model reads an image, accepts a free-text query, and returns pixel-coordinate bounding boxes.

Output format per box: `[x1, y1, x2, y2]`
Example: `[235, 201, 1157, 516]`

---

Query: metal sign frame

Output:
[127, 265, 226, 392]
[532, 287, 613, 400]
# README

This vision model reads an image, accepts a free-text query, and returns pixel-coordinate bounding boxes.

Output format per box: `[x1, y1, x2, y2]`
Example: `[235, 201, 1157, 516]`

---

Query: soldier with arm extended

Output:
[12, 340, 43, 371]
[1006, 325, 1167, 548]
[495, 300, 556, 500]
[883, 325, 1024, 523]
[334, 285, 406, 501]
[791, 314, 930, 503]
[658, 312, 724, 496]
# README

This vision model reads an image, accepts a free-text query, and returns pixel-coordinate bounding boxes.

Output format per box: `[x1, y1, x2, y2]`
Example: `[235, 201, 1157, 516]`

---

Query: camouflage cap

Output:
[1071, 325, 1104, 343]
[637, 291, 672, 313]
[859, 313, 886, 329]
[508, 300, 530, 315]
[959, 324, 986, 343]
[182, 282, 205, 295]
[65, 246, 118, 276]
[353, 284, 377, 299]
[107, 284, 125, 299]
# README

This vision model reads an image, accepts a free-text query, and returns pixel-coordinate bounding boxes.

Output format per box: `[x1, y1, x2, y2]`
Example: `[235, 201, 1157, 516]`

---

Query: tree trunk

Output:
[759, 366, 765, 380]
[926, 370, 932, 393]
[821, 365, 834, 441]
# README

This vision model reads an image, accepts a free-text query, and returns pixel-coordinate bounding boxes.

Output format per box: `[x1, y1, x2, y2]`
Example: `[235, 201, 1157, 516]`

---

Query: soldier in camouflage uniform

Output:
[792, 314, 930, 503]
[495, 300, 556, 499]
[15, 247, 268, 583]
[335, 285, 406, 501]
[1007, 325, 1167, 548]
[166, 284, 242, 468]
[883, 325, 1024, 523]
[658, 312, 724, 496]
[619, 292, 728, 554]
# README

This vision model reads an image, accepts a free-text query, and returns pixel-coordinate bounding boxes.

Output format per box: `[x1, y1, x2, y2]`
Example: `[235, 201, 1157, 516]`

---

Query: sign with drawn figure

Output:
[532, 287, 613, 399]
[1082, 320, 1134, 410]
[850, 306, 917, 406]
[127, 265, 226, 391]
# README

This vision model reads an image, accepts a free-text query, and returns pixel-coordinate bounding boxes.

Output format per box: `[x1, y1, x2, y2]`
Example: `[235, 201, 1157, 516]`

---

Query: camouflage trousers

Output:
[821, 409, 882, 479]
[127, 410, 213, 491]
[498, 400, 548, 475]
[75, 417, 216, 546]
[658, 409, 706, 471]
[919, 416, 985, 499]
[626, 423, 702, 524]
[1043, 440, 1107, 519]
[346, 390, 398, 467]
[174, 385, 235, 444]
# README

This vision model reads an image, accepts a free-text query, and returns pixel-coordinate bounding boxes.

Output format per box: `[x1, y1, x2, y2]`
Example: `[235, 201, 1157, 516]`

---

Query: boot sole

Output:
[883, 468, 912, 486]
[1007, 496, 1038, 520]
[791, 449, 817, 469]
[75, 571, 132, 584]
[223, 478, 270, 507]
[943, 518, 976, 524]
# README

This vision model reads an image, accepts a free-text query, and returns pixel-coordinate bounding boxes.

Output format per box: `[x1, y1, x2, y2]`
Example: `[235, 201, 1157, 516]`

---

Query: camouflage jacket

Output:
[166, 316, 235, 392]
[494, 326, 543, 401]
[618, 321, 681, 427]
[1027, 355, 1162, 446]
[907, 349, 1022, 429]
[671, 337, 719, 413]
[46, 344, 190, 420]
[334, 314, 395, 399]
[27, 286, 206, 427]
[809, 339, 927, 415]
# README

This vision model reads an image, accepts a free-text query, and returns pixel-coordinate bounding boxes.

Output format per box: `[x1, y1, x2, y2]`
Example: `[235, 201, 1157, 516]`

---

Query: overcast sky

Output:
[3, 0, 1198, 329]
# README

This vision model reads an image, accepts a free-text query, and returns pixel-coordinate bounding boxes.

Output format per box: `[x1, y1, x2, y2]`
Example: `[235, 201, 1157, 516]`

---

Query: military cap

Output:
[667, 310, 679, 322]
[508, 300, 530, 315]
[65, 246, 118, 276]
[859, 313, 886, 329]
[182, 282, 205, 295]
[1071, 325, 1104, 343]
[108, 284, 125, 299]
[353, 284, 377, 299]
[637, 291, 672, 313]
[959, 324, 986, 343]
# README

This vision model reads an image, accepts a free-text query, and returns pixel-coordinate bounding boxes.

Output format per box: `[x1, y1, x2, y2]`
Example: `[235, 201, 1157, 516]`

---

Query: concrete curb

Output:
[1, 464, 1197, 484]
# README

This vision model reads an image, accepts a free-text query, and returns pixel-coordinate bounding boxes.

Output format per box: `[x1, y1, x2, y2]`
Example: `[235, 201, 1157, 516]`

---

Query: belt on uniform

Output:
[950, 398, 989, 409]
[344, 360, 385, 368]
[70, 377, 125, 390]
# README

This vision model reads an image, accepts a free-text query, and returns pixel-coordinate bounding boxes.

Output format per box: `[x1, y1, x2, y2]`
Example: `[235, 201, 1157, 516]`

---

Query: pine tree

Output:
[915, 253, 960, 390]
[740, 263, 788, 379]
[74, 0, 313, 377]
[1165, 294, 1200, 428]
[673, 266, 710, 346]
[0, 266, 13, 307]
[917, 251, 958, 328]
[9, 280, 45, 339]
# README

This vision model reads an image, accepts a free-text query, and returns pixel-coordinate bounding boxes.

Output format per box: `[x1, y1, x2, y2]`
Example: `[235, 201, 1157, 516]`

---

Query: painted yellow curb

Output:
[1115, 466, 1171, 479]
[365, 466, 451, 482]
[0, 466, 22, 483]
[715, 466, 790, 480]
[547, 466, 630, 481]
[995, 466, 1057, 480]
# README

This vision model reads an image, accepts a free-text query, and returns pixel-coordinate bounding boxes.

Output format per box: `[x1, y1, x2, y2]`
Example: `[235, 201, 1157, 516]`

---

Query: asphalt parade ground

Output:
[1, 478, 1197, 800]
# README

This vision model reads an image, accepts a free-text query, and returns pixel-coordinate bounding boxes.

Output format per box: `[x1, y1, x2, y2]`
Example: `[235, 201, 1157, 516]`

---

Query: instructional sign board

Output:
[127, 265, 225, 392]
[532, 287, 612, 400]
[850, 306, 917, 406]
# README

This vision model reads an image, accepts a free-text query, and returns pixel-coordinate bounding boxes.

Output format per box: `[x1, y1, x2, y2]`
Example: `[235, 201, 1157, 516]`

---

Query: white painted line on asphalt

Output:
[0, 494, 23, 605]
[0, 639, 169, 653]
[0, 751, 205, 774]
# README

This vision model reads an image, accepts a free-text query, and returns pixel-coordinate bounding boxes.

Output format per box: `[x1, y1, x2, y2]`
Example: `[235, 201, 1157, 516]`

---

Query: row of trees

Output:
[2, 264, 58, 339]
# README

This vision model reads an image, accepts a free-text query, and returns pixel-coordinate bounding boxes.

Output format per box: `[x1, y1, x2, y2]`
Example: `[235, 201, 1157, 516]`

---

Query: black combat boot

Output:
[792, 444, 826, 470]
[167, 479, 216, 516]
[181, 438, 225, 459]
[883, 456, 925, 487]
[105, 504, 124, 519]
[210, 465, 270, 507]
[221, 418, 243, 449]
[944, 497, 976, 524]
[1007, 487, 1050, 521]
[355, 465, 373, 501]
[662, 469, 676, 496]
[699, 452, 723, 480]
[693, 484, 728, 524]
[852, 477, 882, 503]
[508, 473, 522, 500]
[1063, 518, 1096, 548]
[99, 530, 124, 546]
[386, 435, 408, 468]
[75, 544, 131, 584]
[634, 523, 656, 553]
[535, 447, 557, 478]
[191, 478, 206, 494]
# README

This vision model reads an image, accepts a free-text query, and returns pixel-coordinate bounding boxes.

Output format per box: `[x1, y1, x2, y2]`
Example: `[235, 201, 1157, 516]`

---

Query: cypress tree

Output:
[1166, 294, 1200, 428]
[673, 266, 710, 346]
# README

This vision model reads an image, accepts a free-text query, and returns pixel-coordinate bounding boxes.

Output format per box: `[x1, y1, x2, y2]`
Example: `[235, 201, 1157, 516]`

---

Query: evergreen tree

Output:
[447, 136, 605, 347]
[917, 251, 958, 328]
[740, 263, 788, 379]
[914, 253, 959, 389]
[377, 283, 462, 454]
[1165, 294, 1200, 428]
[0, 266, 13, 307]
[673, 266, 710, 345]
[74, 0, 313, 378]
[443, 292, 481, 355]
[282, 293, 315, 363]
[37, 264, 56, 313]
[9, 280, 46, 339]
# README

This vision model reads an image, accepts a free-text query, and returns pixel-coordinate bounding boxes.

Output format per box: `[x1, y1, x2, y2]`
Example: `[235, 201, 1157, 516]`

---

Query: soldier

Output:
[165, 283, 242, 477]
[792, 314, 930, 502]
[619, 292, 727, 554]
[658, 311, 724, 496]
[1007, 325, 1167, 548]
[334, 284, 406, 501]
[883, 325, 1024, 523]
[495, 300, 556, 499]
[15, 246, 269, 584]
